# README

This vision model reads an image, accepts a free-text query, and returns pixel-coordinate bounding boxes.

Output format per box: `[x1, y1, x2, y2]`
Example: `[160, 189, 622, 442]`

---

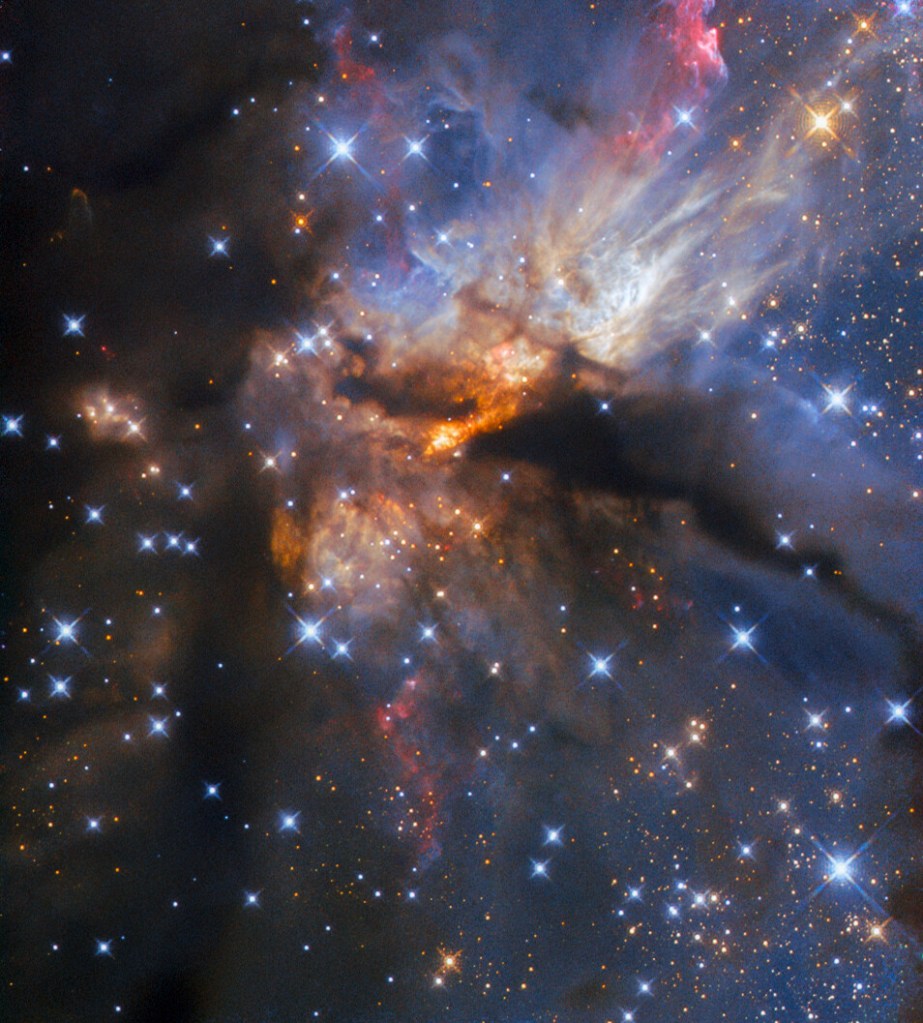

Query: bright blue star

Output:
[331, 638, 353, 660]
[53, 618, 79, 644]
[403, 137, 428, 161]
[278, 811, 301, 833]
[285, 606, 337, 656]
[829, 856, 853, 882]
[887, 699, 911, 724]
[2, 415, 24, 436]
[63, 314, 85, 337]
[673, 106, 695, 127]
[730, 625, 756, 652]
[822, 383, 853, 414]
[295, 331, 317, 355]
[331, 136, 354, 160]
[589, 653, 613, 678]
[806, 710, 826, 730]
[543, 825, 564, 846]
[209, 236, 230, 257]
[50, 676, 72, 698]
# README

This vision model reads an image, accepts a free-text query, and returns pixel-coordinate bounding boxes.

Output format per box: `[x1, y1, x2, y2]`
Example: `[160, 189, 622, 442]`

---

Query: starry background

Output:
[2, 1, 923, 1021]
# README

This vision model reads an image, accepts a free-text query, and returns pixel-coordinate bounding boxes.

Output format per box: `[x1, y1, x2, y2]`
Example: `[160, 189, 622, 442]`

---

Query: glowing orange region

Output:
[426, 420, 475, 455]
[424, 393, 521, 456]
[270, 508, 308, 578]
[421, 343, 547, 455]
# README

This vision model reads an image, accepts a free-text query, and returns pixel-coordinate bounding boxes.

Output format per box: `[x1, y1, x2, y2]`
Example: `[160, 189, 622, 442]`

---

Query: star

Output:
[331, 638, 353, 660]
[63, 314, 85, 337]
[53, 617, 80, 644]
[589, 653, 613, 678]
[50, 676, 72, 699]
[404, 137, 427, 160]
[829, 857, 853, 882]
[822, 383, 853, 414]
[730, 625, 757, 652]
[2, 415, 24, 437]
[886, 699, 911, 724]
[543, 825, 564, 846]
[673, 106, 695, 127]
[291, 612, 326, 651]
[331, 137, 354, 160]
[278, 811, 301, 833]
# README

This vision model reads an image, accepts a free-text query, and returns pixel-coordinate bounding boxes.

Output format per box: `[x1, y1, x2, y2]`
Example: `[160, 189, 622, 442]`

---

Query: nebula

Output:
[3, 2, 923, 1021]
